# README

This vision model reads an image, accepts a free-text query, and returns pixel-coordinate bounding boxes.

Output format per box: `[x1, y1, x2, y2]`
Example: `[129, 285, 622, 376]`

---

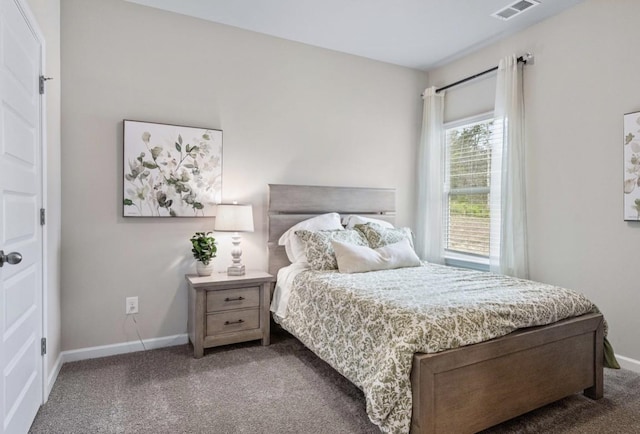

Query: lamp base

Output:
[227, 264, 246, 276]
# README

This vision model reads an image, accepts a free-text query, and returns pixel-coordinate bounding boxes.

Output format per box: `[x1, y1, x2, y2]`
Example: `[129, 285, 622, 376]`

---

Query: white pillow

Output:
[342, 214, 394, 229]
[278, 213, 343, 263]
[332, 238, 421, 274]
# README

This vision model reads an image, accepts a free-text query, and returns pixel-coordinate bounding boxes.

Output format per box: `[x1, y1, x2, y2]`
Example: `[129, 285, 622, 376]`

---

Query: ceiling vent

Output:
[492, 0, 540, 21]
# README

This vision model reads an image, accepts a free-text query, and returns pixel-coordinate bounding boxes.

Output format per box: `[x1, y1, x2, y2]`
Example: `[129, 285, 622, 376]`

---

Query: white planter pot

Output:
[196, 261, 213, 276]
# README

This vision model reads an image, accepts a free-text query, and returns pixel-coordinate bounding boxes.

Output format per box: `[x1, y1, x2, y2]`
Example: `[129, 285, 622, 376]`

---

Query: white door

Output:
[0, 0, 44, 433]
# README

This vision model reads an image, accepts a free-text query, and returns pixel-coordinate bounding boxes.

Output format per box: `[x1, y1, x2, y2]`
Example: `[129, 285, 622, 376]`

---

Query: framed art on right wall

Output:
[624, 110, 640, 220]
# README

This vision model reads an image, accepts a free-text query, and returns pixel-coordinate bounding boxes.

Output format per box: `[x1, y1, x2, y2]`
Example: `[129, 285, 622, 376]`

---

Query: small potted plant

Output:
[190, 232, 217, 276]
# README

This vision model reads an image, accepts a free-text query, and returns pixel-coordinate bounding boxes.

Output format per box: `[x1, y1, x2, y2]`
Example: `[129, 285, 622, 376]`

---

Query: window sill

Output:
[444, 251, 490, 272]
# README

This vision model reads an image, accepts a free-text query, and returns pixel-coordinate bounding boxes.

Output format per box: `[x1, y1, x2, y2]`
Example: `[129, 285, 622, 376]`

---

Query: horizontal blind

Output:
[444, 118, 502, 257]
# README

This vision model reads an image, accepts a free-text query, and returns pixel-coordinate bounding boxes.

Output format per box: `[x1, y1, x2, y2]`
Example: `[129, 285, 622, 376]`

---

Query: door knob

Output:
[0, 250, 22, 267]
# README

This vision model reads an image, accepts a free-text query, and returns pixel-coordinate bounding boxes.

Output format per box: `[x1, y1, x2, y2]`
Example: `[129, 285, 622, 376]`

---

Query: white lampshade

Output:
[214, 204, 254, 232]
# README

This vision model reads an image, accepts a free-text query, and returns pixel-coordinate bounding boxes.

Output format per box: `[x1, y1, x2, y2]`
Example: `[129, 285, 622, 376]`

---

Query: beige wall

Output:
[25, 0, 62, 390]
[429, 0, 640, 361]
[60, 0, 427, 350]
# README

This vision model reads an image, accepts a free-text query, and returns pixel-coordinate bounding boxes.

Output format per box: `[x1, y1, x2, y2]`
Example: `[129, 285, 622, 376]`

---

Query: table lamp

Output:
[214, 203, 254, 276]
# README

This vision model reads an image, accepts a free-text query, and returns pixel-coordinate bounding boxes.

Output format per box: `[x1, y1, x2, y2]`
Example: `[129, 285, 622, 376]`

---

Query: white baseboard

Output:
[62, 334, 189, 363]
[616, 354, 640, 373]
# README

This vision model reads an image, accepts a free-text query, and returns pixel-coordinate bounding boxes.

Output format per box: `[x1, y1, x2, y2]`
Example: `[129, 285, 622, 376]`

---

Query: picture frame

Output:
[624, 111, 640, 221]
[123, 120, 222, 217]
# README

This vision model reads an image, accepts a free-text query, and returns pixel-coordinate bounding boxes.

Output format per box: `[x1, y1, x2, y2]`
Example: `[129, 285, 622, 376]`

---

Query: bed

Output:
[267, 184, 604, 434]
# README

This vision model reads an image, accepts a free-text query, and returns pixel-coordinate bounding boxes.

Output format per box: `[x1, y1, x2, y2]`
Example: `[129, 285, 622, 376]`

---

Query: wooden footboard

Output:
[410, 313, 604, 434]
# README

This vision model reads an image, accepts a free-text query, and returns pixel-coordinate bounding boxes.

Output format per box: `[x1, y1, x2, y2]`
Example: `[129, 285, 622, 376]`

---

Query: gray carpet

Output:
[30, 332, 640, 433]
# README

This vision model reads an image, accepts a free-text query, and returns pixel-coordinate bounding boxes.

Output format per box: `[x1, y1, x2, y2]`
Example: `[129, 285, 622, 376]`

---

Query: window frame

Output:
[442, 111, 496, 271]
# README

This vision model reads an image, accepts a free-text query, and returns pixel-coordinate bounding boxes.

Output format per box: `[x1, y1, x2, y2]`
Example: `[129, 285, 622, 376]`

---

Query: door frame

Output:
[14, 0, 49, 404]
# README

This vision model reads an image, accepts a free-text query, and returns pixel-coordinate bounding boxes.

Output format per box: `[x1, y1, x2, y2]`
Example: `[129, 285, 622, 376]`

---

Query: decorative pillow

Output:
[278, 213, 343, 263]
[332, 238, 421, 274]
[354, 223, 414, 249]
[341, 214, 394, 230]
[295, 229, 368, 270]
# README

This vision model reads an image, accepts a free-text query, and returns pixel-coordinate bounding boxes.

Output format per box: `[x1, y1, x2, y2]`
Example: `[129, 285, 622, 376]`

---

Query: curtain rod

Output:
[425, 53, 533, 95]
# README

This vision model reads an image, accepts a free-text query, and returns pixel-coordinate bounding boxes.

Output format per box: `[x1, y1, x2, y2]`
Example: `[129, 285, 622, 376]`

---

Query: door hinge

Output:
[41, 337, 47, 356]
[39, 76, 52, 95]
[40, 208, 45, 225]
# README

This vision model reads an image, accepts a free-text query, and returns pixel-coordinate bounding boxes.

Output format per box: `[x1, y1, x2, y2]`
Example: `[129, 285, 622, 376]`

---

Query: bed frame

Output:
[267, 184, 603, 434]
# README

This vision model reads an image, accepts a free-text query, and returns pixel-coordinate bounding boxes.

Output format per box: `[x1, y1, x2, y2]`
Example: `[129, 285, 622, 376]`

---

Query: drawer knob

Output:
[224, 319, 245, 325]
[224, 296, 245, 302]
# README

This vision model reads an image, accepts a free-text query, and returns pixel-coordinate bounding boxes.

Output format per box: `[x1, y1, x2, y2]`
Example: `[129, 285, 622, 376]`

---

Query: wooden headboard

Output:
[267, 184, 396, 276]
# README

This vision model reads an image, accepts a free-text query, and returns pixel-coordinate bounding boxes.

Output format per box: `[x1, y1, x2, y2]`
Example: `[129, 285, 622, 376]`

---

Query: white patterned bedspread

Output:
[273, 263, 598, 434]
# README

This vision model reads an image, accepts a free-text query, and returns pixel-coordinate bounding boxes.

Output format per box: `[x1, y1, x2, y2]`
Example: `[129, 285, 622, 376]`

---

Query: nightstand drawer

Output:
[206, 308, 260, 334]
[206, 286, 260, 312]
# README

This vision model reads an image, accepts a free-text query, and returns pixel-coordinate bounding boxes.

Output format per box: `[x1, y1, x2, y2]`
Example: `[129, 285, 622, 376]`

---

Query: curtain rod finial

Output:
[524, 52, 534, 65]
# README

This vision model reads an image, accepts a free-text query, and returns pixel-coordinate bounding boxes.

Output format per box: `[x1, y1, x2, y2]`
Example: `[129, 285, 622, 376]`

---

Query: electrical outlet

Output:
[126, 296, 139, 314]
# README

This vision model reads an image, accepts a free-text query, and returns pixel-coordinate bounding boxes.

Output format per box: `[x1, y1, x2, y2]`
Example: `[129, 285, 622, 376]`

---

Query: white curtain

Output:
[490, 55, 529, 278]
[416, 86, 445, 264]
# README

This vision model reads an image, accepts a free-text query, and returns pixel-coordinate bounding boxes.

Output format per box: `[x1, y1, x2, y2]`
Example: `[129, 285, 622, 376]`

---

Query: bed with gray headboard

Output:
[267, 183, 604, 434]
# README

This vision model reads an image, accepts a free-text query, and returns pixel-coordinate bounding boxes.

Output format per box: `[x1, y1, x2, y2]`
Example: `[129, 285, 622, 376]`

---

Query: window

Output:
[443, 114, 501, 268]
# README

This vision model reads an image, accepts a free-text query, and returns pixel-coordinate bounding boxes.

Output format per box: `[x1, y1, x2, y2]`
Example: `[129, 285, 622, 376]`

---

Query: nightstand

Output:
[186, 271, 275, 358]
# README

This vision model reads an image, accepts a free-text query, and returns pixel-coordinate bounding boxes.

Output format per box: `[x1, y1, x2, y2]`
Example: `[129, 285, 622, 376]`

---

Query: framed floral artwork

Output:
[624, 111, 640, 220]
[123, 120, 222, 217]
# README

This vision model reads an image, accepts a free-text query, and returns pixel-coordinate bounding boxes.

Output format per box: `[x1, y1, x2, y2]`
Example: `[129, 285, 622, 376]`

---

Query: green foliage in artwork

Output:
[124, 127, 220, 216]
[626, 133, 634, 145]
[150, 147, 163, 159]
[632, 199, 640, 220]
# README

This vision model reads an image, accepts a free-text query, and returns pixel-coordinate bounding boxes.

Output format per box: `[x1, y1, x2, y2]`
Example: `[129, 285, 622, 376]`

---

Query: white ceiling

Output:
[126, 0, 583, 71]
